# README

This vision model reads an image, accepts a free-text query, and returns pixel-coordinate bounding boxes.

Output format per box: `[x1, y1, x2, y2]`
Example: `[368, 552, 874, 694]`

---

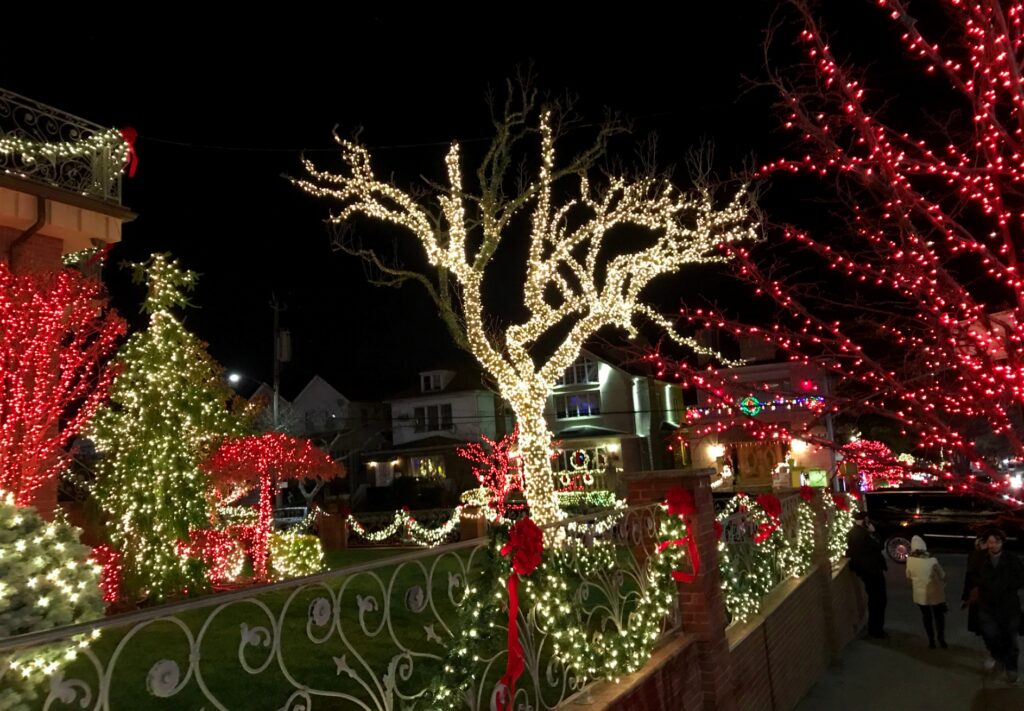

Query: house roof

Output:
[386, 367, 494, 401]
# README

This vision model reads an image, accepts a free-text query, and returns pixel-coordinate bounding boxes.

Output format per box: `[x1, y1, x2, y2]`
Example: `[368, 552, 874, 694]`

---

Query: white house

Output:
[366, 368, 506, 491]
[544, 350, 686, 490]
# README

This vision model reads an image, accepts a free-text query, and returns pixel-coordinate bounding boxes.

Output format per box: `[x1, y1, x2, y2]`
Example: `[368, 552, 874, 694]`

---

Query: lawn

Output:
[29, 545, 483, 711]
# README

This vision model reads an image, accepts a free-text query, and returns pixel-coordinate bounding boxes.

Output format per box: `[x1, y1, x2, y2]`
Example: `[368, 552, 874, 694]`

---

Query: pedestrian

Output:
[905, 535, 947, 648]
[847, 509, 888, 638]
[966, 527, 1024, 682]
[962, 534, 987, 639]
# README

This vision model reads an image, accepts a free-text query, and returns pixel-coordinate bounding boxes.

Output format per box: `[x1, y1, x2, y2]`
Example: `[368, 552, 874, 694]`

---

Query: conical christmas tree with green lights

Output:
[91, 255, 245, 600]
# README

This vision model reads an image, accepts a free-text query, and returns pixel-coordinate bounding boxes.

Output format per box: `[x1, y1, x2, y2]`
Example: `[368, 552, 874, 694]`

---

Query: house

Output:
[679, 359, 835, 489]
[245, 375, 389, 501]
[0, 88, 134, 517]
[545, 349, 686, 492]
[362, 367, 508, 506]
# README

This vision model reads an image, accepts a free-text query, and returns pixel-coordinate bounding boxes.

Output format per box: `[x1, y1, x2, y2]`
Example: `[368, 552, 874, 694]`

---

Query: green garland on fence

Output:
[430, 506, 692, 708]
[716, 493, 798, 623]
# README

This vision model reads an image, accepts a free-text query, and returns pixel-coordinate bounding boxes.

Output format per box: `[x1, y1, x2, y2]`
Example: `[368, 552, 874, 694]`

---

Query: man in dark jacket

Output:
[969, 528, 1024, 682]
[847, 510, 888, 638]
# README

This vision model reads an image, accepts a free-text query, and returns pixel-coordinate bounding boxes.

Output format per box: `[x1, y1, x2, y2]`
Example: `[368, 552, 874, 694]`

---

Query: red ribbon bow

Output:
[753, 493, 782, 544]
[120, 127, 138, 177]
[832, 493, 850, 511]
[498, 518, 543, 711]
[659, 486, 701, 583]
[799, 485, 815, 502]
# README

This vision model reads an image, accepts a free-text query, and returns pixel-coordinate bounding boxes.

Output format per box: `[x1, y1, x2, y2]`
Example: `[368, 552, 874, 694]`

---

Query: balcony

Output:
[0, 87, 127, 204]
[0, 88, 133, 261]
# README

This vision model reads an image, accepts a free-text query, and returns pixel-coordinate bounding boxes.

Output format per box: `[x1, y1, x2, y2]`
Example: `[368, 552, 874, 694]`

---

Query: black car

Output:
[863, 489, 1022, 563]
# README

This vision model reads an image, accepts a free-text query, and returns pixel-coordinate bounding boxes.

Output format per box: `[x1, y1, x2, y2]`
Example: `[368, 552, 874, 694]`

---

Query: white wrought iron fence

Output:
[0, 504, 678, 710]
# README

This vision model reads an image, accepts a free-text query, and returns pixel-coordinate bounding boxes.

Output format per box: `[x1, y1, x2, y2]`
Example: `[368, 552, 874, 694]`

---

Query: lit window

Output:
[555, 358, 599, 386]
[554, 391, 601, 419]
[411, 455, 445, 479]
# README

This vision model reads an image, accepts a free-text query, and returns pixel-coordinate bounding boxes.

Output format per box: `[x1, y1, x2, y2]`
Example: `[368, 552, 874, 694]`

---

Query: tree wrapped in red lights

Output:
[840, 439, 908, 490]
[202, 433, 343, 581]
[0, 263, 125, 507]
[456, 427, 524, 520]
[665, 0, 1024, 496]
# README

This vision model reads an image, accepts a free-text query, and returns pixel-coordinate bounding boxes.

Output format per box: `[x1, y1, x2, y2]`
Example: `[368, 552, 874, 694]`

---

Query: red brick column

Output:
[625, 469, 736, 711]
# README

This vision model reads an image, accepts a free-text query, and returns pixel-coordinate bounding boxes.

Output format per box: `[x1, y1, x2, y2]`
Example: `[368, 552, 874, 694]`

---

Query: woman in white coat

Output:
[906, 535, 947, 648]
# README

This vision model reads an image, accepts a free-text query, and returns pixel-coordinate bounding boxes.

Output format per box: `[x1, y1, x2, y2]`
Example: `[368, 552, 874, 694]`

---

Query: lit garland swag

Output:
[715, 489, 855, 624]
[431, 493, 697, 708]
[0, 494, 104, 710]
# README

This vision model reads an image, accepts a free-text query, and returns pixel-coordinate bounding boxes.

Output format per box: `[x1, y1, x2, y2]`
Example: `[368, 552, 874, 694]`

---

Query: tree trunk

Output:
[254, 471, 273, 581]
[513, 402, 560, 526]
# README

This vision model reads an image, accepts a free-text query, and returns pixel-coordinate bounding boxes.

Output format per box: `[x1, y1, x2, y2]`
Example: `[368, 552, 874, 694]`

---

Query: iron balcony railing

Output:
[0, 87, 125, 204]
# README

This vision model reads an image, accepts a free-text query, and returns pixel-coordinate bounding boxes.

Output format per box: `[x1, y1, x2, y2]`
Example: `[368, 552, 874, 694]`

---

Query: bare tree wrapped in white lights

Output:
[297, 87, 755, 525]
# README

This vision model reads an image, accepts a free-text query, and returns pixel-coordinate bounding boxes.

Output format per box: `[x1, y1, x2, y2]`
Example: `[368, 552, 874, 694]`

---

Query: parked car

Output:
[272, 506, 310, 530]
[863, 489, 1022, 563]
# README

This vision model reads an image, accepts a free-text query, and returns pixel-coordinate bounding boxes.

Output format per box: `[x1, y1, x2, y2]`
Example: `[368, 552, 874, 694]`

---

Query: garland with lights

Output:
[0, 493, 104, 709]
[826, 492, 857, 568]
[346, 506, 464, 547]
[715, 492, 801, 623]
[90, 255, 247, 601]
[431, 492, 697, 706]
[0, 127, 133, 172]
[298, 93, 755, 526]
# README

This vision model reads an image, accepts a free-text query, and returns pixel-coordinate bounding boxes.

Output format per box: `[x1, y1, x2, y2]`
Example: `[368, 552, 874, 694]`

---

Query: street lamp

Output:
[228, 372, 243, 385]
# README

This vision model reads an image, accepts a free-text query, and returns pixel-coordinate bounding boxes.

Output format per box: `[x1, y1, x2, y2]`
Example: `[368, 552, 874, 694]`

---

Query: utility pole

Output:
[270, 294, 289, 430]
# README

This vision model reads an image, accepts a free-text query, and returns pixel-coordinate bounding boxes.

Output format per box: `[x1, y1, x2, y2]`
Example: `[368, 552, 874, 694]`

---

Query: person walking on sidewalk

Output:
[906, 535, 947, 648]
[847, 510, 888, 638]
[967, 528, 1024, 682]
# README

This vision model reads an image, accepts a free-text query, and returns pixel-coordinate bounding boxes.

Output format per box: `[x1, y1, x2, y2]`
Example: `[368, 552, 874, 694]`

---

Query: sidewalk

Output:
[796, 552, 1024, 711]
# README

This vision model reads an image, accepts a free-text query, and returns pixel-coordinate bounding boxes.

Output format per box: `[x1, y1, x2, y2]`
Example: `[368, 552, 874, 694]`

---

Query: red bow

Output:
[799, 485, 815, 502]
[498, 518, 543, 711]
[832, 493, 850, 511]
[753, 493, 782, 544]
[120, 127, 138, 177]
[660, 486, 701, 583]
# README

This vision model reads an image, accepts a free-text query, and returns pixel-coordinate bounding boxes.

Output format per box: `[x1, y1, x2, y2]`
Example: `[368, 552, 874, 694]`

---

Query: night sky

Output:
[2, 6, 881, 401]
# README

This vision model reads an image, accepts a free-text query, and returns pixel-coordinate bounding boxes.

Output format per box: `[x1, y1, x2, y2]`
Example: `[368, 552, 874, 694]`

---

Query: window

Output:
[422, 373, 442, 392]
[554, 391, 601, 419]
[555, 358, 599, 386]
[411, 455, 445, 479]
[413, 404, 454, 432]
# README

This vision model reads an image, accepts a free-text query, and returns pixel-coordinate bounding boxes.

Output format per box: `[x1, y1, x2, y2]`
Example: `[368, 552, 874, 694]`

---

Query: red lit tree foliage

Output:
[0, 264, 125, 505]
[457, 427, 524, 519]
[840, 439, 908, 490]
[660, 1, 1024, 500]
[202, 433, 343, 581]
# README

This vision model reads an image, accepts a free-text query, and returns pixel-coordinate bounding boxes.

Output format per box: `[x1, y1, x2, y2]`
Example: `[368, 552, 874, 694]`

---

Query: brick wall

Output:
[727, 566, 830, 710]
[0, 226, 63, 275]
[590, 635, 704, 710]
[608, 469, 867, 711]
